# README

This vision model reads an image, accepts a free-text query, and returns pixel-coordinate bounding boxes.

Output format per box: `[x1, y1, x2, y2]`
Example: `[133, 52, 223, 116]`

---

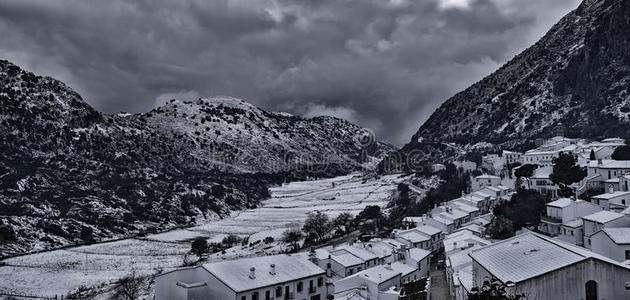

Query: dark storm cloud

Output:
[0, 0, 581, 145]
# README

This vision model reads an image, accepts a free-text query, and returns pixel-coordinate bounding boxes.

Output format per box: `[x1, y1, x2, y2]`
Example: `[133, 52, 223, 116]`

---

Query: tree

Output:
[113, 271, 145, 300]
[191, 237, 209, 259]
[222, 234, 241, 247]
[514, 164, 538, 189]
[550, 153, 587, 197]
[589, 149, 596, 160]
[468, 279, 527, 300]
[282, 229, 303, 251]
[356, 206, 382, 221]
[492, 189, 547, 232]
[486, 215, 515, 240]
[332, 212, 353, 236]
[612, 145, 630, 160]
[302, 212, 331, 242]
[465, 152, 483, 167]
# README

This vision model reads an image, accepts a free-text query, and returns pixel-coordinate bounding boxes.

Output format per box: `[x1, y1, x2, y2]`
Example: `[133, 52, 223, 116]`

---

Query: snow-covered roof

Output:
[582, 210, 625, 224]
[469, 232, 630, 284]
[330, 252, 365, 267]
[398, 230, 430, 243]
[589, 160, 630, 169]
[604, 178, 621, 183]
[408, 248, 431, 261]
[203, 254, 324, 292]
[449, 202, 479, 214]
[592, 191, 630, 200]
[414, 225, 442, 236]
[546, 198, 574, 208]
[431, 215, 454, 225]
[563, 219, 583, 228]
[337, 245, 379, 261]
[601, 228, 630, 244]
[345, 263, 409, 284]
[475, 174, 500, 180]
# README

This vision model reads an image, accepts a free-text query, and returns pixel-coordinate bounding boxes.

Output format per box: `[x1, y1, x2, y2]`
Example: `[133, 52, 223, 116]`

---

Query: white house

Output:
[591, 190, 630, 212]
[528, 166, 559, 198]
[582, 210, 630, 249]
[471, 174, 501, 192]
[539, 198, 601, 237]
[503, 150, 522, 165]
[590, 228, 630, 262]
[470, 232, 630, 300]
[587, 160, 630, 185]
[443, 230, 492, 300]
[558, 218, 585, 246]
[155, 254, 330, 300]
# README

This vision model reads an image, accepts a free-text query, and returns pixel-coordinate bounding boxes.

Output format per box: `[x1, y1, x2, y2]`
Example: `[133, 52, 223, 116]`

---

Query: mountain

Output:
[0, 60, 394, 256]
[386, 0, 630, 171]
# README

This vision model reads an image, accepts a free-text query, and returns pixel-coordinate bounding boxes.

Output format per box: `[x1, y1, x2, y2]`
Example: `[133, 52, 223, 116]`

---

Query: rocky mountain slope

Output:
[0, 60, 393, 257]
[386, 0, 630, 171]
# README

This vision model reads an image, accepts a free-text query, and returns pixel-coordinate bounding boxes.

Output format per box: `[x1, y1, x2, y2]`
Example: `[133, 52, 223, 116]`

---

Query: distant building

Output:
[538, 198, 601, 238]
[470, 232, 630, 300]
[502, 150, 522, 165]
[591, 190, 630, 212]
[155, 254, 330, 300]
[471, 174, 501, 192]
[582, 210, 630, 249]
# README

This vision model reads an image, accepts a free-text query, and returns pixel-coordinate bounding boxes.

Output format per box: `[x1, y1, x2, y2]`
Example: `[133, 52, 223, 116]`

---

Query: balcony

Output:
[541, 215, 562, 224]
[284, 292, 294, 300]
[309, 287, 317, 294]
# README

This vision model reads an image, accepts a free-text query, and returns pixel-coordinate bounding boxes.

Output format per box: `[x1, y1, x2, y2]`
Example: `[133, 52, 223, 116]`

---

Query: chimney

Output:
[249, 267, 256, 279]
[326, 263, 332, 277]
[386, 262, 392, 270]
[269, 264, 276, 275]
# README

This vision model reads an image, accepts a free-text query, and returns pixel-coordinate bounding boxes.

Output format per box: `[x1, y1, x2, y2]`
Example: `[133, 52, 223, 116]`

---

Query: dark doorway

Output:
[585, 280, 597, 300]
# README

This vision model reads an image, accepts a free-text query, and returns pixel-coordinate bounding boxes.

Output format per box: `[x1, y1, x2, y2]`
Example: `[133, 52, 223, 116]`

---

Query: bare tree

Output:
[113, 271, 145, 300]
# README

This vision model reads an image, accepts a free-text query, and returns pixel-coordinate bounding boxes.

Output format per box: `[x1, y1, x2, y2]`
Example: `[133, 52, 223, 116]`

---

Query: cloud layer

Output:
[0, 0, 581, 145]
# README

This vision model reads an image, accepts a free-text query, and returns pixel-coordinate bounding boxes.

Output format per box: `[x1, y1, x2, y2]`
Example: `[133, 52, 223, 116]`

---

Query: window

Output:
[252, 292, 259, 300]
[297, 282, 303, 292]
[623, 199, 626, 205]
[318, 277, 323, 287]
[588, 239, 591, 245]
[242, 297, 246, 300]
[626, 250, 630, 260]
[265, 291, 270, 300]
[276, 287, 282, 297]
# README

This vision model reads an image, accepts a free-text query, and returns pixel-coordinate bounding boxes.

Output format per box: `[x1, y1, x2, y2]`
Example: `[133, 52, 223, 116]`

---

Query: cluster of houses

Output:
[154, 136, 630, 300]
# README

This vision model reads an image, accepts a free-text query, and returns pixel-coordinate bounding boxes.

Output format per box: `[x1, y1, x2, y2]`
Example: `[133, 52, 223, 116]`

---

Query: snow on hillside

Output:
[0, 173, 426, 298]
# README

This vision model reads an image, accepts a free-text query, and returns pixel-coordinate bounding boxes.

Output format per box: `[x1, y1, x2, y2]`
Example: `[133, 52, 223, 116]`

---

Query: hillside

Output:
[386, 0, 630, 171]
[0, 60, 393, 256]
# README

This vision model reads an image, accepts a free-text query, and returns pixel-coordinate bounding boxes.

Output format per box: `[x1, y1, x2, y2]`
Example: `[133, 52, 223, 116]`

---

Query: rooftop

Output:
[476, 174, 500, 180]
[589, 160, 630, 169]
[346, 263, 409, 284]
[469, 232, 630, 284]
[563, 218, 583, 228]
[330, 252, 365, 267]
[408, 248, 431, 262]
[546, 198, 574, 208]
[592, 191, 630, 200]
[203, 254, 324, 292]
[582, 210, 625, 224]
[337, 244, 379, 261]
[602, 228, 630, 244]
[398, 230, 430, 243]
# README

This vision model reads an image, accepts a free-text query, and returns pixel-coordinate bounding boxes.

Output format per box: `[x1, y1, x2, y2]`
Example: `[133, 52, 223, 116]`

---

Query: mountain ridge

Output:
[384, 0, 630, 171]
[0, 60, 393, 256]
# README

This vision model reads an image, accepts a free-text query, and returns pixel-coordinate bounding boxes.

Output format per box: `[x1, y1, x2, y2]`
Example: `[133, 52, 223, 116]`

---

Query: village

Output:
[152, 136, 630, 300]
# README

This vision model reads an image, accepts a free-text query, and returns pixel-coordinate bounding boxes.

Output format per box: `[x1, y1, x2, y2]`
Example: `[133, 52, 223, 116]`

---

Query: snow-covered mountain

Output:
[385, 0, 630, 170]
[0, 60, 393, 256]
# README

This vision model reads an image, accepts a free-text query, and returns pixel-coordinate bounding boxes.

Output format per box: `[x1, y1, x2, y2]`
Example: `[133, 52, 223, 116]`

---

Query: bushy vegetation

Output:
[487, 189, 548, 239]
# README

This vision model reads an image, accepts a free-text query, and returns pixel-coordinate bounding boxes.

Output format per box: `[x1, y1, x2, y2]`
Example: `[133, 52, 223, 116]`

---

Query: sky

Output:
[0, 0, 581, 146]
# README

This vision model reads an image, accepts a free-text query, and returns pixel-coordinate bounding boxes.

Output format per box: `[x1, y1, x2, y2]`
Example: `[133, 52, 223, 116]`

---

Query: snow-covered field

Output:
[0, 173, 409, 298]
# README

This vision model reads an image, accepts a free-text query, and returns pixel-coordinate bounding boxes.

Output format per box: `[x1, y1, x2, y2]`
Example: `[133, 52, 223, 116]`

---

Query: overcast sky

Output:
[0, 0, 581, 145]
